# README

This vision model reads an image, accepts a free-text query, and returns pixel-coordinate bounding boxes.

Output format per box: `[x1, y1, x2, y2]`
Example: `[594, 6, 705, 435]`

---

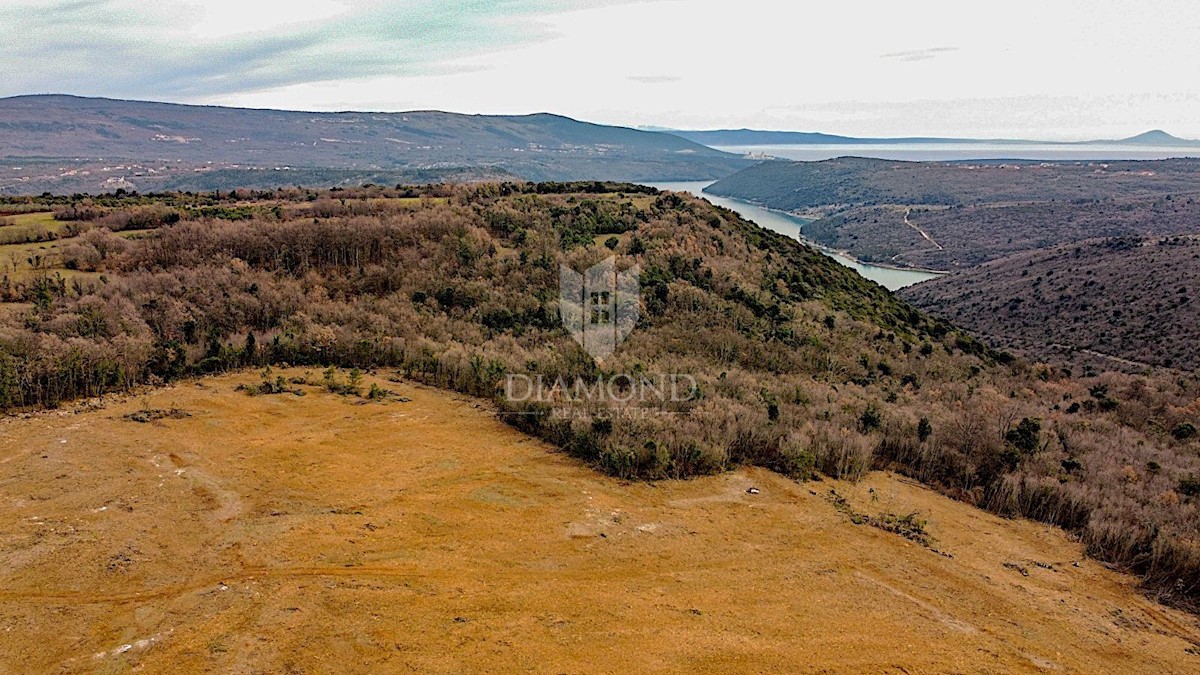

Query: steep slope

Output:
[0, 95, 749, 192]
[901, 236, 1200, 372]
[1, 370, 1197, 672]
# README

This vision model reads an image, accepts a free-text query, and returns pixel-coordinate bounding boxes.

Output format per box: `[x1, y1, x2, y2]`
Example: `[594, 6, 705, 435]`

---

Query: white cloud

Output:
[181, 0, 355, 39]
[2, 0, 1199, 138]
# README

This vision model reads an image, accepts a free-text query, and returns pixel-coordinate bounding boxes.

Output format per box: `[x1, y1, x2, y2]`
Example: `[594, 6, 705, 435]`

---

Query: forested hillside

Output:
[707, 157, 1200, 212]
[901, 236, 1200, 372]
[706, 157, 1200, 269]
[810, 196, 1200, 269]
[0, 184, 1198, 610]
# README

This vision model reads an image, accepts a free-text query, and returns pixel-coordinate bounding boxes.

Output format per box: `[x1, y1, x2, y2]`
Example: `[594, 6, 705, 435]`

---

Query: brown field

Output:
[1, 369, 1198, 673]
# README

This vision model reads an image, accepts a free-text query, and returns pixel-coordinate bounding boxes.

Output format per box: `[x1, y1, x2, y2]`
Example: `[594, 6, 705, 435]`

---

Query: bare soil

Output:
[1, 370, 1197, 673]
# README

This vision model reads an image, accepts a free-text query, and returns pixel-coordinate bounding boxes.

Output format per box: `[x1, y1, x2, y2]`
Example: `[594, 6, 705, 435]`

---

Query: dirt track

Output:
[1, 370, 1197, 673]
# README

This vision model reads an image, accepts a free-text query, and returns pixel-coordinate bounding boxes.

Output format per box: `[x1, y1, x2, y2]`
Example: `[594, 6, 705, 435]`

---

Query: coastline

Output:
[699, 188, 951, 276]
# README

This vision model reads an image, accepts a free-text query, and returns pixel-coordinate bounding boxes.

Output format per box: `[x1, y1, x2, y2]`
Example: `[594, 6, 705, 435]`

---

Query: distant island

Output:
[663, 128, 1200, 147]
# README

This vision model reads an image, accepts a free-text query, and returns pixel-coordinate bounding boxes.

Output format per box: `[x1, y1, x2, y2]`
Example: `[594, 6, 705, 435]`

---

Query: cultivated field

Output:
[1, 369, 1197, 673]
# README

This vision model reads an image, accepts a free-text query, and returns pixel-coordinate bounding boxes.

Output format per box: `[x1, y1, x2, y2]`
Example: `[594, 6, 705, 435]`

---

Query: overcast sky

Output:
[3, 0, 1199, 139]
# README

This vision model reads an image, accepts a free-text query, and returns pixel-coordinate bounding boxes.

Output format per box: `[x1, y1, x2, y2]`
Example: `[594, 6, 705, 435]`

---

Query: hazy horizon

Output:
[2, 1, 1199, 140]
[4, 92, 1196, 145]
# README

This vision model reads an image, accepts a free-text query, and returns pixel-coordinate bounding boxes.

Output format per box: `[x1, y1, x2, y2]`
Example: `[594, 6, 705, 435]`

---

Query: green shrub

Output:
[870, 511, 932, 547]
[917, 417, 932, 443]
[1005, 417, 1042, 454]
[1171, 422, 1197, 441]
[858, 405, 882, 433]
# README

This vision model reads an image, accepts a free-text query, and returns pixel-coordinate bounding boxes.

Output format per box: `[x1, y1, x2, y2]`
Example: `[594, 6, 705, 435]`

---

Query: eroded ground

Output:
[0, 370, 1197, 673]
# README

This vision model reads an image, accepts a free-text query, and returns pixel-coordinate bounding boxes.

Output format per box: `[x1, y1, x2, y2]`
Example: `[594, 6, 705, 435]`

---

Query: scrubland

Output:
[0, 183, 1198, 610]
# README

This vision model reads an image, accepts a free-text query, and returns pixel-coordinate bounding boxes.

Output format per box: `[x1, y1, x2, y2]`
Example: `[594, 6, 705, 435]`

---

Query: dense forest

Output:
[1, 183, 1198, 611]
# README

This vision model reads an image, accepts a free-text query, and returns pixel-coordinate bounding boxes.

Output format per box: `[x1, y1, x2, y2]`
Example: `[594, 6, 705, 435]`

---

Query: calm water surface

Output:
[714, 143, 1200, 162]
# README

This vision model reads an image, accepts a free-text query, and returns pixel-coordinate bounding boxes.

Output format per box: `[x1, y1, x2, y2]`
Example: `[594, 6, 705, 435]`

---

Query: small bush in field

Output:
[322, 367, 360, 396]
[870, 511, 933, 547]
[238, 375, 302, 396]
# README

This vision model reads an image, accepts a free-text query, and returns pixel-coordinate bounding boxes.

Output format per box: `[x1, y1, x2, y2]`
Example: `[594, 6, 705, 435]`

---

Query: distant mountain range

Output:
[0, 95, 750, 194]
[662, 128, 1200, 147]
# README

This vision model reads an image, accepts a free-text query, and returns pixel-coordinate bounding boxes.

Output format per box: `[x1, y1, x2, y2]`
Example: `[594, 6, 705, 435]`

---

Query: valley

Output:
[705, 157, 1200, 270]
[693, 154, 1200, 382]
[648, 181, 941, 290]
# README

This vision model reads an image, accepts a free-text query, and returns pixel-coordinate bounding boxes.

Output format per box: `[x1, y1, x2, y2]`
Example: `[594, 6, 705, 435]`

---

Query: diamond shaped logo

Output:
[560, 256, 640, 362]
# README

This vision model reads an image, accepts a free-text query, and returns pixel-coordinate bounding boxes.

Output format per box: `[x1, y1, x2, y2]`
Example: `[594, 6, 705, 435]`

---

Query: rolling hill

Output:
[1111, 130, 1200, 146]
[0, 95, 750, 193]
[1, 182, 1199, 617]
[900, 236, 1200, 373]
[705, 157, 1200, 269]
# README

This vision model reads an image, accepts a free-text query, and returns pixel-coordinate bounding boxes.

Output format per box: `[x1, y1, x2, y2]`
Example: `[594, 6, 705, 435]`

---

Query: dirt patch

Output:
[0, 369, 1197, 673]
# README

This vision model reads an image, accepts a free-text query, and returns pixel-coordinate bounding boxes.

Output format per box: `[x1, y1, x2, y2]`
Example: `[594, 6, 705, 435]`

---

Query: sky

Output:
[2, 0, 1199, 139]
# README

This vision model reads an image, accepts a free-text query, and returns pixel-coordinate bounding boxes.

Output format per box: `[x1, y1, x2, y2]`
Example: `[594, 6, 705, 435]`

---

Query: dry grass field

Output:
[1, 369, 1197, 673]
